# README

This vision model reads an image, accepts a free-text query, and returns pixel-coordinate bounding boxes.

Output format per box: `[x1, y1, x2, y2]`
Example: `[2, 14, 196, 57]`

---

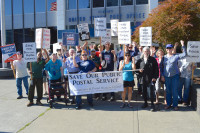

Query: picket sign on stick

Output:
[11, 63, 16, 79]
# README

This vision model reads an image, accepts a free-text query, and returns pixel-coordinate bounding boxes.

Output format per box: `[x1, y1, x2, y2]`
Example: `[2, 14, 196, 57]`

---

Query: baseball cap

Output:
[166, 44, 174, 49]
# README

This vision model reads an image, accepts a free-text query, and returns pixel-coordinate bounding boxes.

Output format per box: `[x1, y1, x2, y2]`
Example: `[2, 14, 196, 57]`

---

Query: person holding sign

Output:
[73, 50, 97, 110]
[119, 51, 136, 108]
[100, 42, 117, 101]
[136, 47, 159, 111]
[27, 49, 50, 107]
[160, 40, 186, 111]
[11, 51, 29, 99]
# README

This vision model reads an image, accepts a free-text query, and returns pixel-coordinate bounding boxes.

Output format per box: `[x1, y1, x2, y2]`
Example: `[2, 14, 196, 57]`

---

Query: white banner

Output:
[118, 21, 131, 44]
[68, 71, 124, 96]
[101, 29, 112, 45]
[94, 18, 107, 37]
[35, 28, 51, 49]
[186, 41, 200, 62]
[139, 27, 152, 46]
[77, 23, 90, 41]
[111, 19, 119, 36]
[23, 42, 37, 62]
[53, 43, 61, 53]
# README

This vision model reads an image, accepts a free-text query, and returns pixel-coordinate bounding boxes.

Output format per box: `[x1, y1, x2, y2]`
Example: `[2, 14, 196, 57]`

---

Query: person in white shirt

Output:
[11, 51, 29, 99]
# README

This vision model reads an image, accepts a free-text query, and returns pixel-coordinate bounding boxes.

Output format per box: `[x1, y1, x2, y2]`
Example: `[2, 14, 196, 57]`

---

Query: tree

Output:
[132, 0, 200, 45]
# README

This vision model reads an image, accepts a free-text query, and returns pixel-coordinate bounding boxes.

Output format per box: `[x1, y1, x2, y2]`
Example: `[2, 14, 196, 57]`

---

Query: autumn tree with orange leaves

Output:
[132, 0, 200, 46]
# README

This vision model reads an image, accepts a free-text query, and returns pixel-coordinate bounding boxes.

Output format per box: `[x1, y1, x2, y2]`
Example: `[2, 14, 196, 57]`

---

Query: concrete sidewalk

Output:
[1, 79, 200, 133]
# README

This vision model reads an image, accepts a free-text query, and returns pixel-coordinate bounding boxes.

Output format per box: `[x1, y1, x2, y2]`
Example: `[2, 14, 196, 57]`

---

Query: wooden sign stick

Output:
[11, 63, 16, 79]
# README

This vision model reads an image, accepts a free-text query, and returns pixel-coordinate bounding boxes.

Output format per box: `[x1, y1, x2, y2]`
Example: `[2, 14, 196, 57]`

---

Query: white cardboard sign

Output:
[139, 27, 152, 46]
[118, 21, 131, 44]
[111, 19, 119, 36]
[186, 41, 200, 62]
[35, 28, 51, 49]
[94, 18, 107, 37]
[23, 42, 37, 62]
[101, 29, 112, 45]
[68, 71, 124, 96]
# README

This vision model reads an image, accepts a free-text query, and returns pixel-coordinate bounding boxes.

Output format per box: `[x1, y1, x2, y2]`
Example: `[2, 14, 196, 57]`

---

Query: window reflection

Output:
[5, 0, 12, 16]
[93, 0, 104, 8]
[136, 0, 148, 5]
[13, 0, 22, 14]
[107, 0, 118, 7]
[24, 0, 34, 13]
[36, 0, 46, 12]
[68, 0, 77, 10]
[79, 0, 90, 9]
[121, 0, 133, 5]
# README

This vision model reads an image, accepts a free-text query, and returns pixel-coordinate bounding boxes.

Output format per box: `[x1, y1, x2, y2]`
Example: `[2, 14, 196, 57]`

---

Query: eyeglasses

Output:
[17, 53, 21, 55]
[166, 47, 172, 49]
[82, 54, 87, 56]
[125, 55, 130, 56]
[128, 47, 132, 49]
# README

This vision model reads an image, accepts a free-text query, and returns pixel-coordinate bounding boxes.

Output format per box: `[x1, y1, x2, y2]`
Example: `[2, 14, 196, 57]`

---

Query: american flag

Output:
[50, 2, 57, 11]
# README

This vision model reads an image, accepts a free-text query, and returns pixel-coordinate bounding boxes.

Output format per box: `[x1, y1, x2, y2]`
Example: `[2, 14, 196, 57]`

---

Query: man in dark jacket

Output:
[136, 46, 159, 111]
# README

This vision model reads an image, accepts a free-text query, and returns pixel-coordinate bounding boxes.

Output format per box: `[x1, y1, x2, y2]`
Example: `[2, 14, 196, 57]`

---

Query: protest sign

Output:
[77, 23, 90, 41]
[53, 43, 61, 53]
[101, 29, 112, 45]
[0, 44, 17, 63]
[94, 18, 107, 37]
[62, 32, 79, 46]
[35, 28, 50, 49]
[23, 42, 37, 62]
[118, 22, 131, 44]
[68, 71, 124, 96]
[186, 41, 200, 62]
[139, 27, 152, 46]
[111, 19, 119, 36]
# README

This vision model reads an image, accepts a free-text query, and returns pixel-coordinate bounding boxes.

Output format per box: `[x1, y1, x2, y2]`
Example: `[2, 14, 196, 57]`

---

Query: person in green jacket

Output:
[27, 49, 49, 107]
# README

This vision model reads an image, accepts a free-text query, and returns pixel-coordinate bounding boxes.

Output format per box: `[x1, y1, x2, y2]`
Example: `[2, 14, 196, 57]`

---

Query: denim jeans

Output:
[16, 76, 29, 96]
[165, 74, 179, 107]
[178, 77, 191, 103]
[76, 94, 93, 106]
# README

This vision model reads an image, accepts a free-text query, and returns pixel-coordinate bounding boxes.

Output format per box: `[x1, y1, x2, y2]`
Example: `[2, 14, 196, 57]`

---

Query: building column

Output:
[57, 0, 66, 42]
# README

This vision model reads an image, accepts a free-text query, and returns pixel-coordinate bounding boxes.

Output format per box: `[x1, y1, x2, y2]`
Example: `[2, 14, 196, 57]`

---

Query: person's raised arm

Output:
[43, 49, 50, 63]
[178, 40, 186, 59]
[72, 53, 79, 68]
[111, 50, 117, 62]
[119, 60, 125, 71]
[172, 42, 178, 54]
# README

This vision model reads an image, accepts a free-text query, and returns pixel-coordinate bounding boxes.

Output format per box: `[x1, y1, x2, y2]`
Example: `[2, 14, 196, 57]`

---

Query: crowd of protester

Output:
[11, 40, 196, 111]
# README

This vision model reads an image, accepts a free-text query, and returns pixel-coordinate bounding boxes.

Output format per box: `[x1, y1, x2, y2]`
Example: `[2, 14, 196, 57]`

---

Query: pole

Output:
[1, 0, 7, 68]
[11, 64, 16, 79]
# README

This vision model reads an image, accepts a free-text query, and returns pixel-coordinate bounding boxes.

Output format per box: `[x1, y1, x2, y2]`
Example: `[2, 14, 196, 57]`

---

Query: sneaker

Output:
[120, 103, 126, 108]
[127, 103, 133, 108]
[182, 102, 188, 106]
[150, 105, 156, 112]
[27, 102, 34, 107]
[141, 103, 148, 108]
[17, 96, 23, 99]
[36, 101, 43, 106]
[110, 96, 115, 101]
[44, 91, 48, 95]
[101, 96, 107, 101]
[75, 105, 81, 110]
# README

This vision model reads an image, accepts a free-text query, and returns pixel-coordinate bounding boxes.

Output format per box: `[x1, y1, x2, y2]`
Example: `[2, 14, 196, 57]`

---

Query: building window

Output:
[79, 0, 90, 9]
[136, 0, 148, 5]
[25, 29, 35, 42]
[93, 0, 104, 8]
[107, 0, 118, 7]
[5, 0, 12, 16]
[35, 0, 46, 12]
[68, 0, 77, 10]
[6, 30, 14, 44]
[13, 0, 22, 15]
[14, 29, 24, 51]
[24, 0, 34, 14]
[121, 0, 133, 6]
[48, 0, 57, 11]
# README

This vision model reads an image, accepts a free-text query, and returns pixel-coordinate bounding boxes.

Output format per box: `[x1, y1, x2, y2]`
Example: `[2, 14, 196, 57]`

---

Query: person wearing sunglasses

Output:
[160, 40, 186, 111]
[73, 50, 97, 109]
[10, 51, 29, 99]
[119, 51, 136, 108]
